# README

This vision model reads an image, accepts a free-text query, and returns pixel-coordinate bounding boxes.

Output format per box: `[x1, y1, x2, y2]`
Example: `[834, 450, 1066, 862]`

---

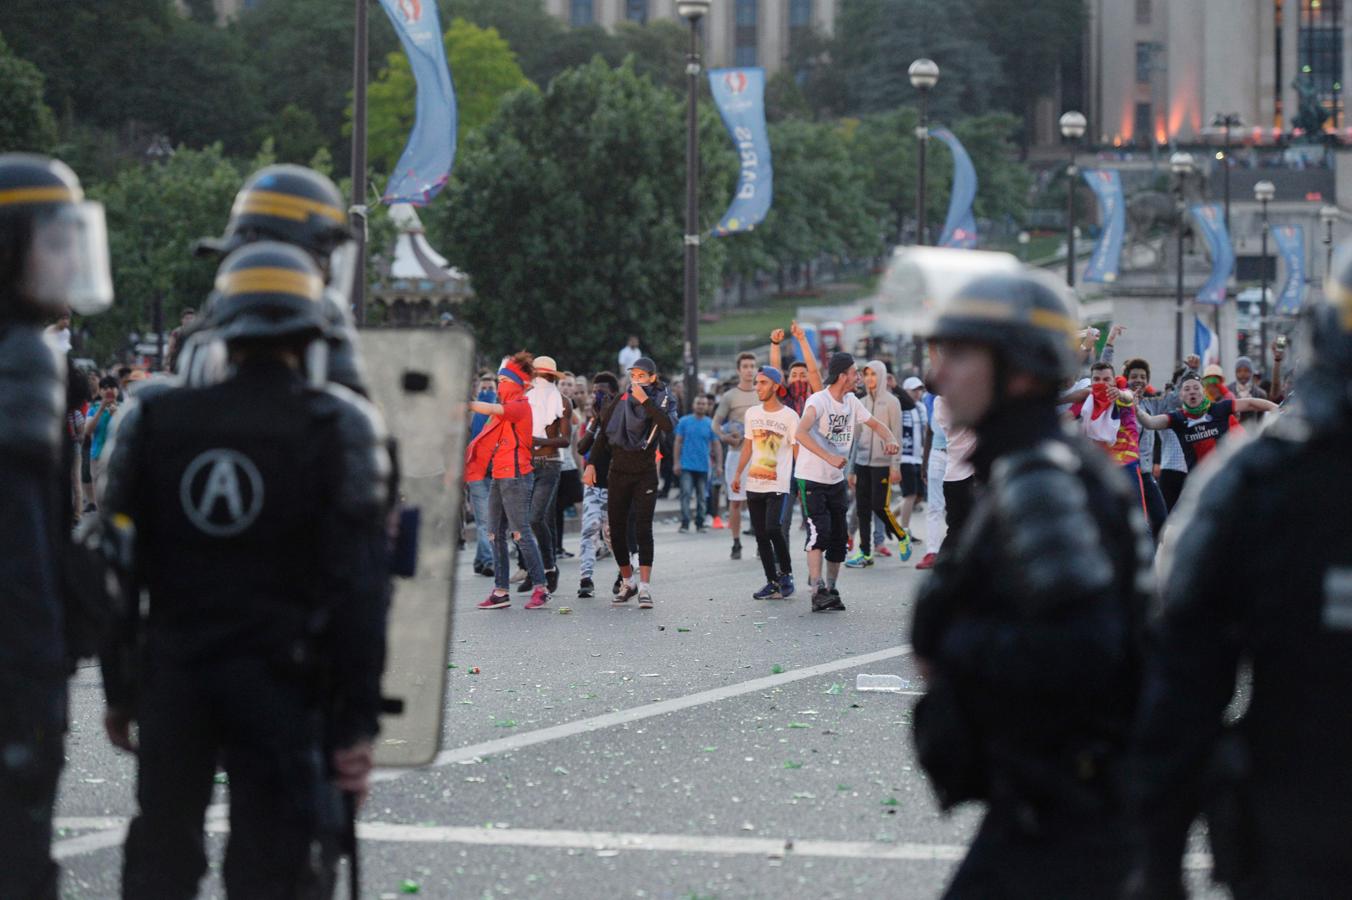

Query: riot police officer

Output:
[0, 153, 114, 899]
[908, 268, 1150, 898]
[190, 164, 367, 394]
[1126, 255, 1352, 898]
[100, 241, 390, 898]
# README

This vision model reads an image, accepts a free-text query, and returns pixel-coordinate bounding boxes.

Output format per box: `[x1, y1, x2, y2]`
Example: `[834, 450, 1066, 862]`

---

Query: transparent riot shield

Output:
[360, 326, 475, 766]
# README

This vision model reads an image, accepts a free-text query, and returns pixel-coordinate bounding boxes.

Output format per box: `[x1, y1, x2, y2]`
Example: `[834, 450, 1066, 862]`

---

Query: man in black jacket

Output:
[909, 268, 1150, 899]
[0, 153, 114, 900]
[100, 242, 390, 898]
[1125, 256, 1352, 900]
[582, 357, 677, 609]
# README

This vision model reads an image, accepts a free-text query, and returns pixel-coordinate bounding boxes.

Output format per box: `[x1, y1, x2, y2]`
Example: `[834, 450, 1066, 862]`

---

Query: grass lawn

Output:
[701, 278, 880, 341]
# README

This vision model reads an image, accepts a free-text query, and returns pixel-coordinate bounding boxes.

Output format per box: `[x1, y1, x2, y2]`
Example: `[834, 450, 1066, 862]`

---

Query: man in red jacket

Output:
[466, 353, 552, 610]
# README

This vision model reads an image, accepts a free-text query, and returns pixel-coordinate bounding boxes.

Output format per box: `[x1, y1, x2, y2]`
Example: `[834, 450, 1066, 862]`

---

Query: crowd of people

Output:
[461, 311, 1292, 614]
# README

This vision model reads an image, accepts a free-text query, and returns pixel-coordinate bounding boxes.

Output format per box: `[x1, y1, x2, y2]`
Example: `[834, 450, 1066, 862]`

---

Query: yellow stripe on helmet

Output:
[234, 189, 346, 226]
[215, 267, 323, 299]
[0, 185, 80, 208]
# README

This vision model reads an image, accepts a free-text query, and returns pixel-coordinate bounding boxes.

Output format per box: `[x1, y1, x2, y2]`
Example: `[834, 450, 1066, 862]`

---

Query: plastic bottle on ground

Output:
[855, 673, 906, 692]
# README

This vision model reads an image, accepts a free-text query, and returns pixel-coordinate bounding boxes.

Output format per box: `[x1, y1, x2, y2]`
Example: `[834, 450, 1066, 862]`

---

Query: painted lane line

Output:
[374, 644, 913, 781]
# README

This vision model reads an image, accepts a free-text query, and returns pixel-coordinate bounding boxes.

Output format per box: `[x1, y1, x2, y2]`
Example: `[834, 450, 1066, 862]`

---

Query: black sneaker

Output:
[546, 568, 559, 593]
[557, 548, 575, 558]
[578, 577, 594, 598]
[811, 584, 833, 612]
[516, 579, 534, 594]
[612, 573, 624, 596]
[730, 541, 742, 560]
[823, 587, 846, 612]
[678, 524, 690, 533]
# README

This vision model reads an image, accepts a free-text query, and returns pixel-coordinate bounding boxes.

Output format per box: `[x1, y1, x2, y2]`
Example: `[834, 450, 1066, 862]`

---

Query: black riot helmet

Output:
[207, 241, 330, 345]
[0, 153, 113, 320]
[195, 164, 353, 261]
[922, 267, 1082, 386]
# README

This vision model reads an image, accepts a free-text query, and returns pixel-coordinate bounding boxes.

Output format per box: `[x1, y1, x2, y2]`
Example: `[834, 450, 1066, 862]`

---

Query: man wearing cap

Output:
[795, 352, 900, 612]
[583, 357, 678, 608]
[731, 367, 800, 600]
[519, 356, 571, 595]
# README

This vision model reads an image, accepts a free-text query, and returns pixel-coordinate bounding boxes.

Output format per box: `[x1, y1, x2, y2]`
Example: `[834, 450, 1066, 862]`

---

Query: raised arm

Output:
[1233, 397, 1278, 415]
[769, 328, 784, 371]
[792, 321, 823, 392]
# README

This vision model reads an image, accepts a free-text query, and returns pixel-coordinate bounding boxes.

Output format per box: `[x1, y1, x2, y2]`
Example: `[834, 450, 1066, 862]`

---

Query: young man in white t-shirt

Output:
[731, 367, 800, 600]
[795, 353, 900, 611]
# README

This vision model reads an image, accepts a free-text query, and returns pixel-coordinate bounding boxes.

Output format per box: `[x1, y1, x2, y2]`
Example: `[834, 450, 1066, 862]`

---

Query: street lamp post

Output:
[351, 0, 369, 327]
[1255, 179, 1275, 370]
[1059, 111, 1087, 287]
[1321, 204, 1339, 282]
[909, 59, 939, 246]
[1170, 152, 1195, 365]
[1212, 113, 1242, 234]
[678, 0, 710, 407]
[1017, 230, 1031, 261]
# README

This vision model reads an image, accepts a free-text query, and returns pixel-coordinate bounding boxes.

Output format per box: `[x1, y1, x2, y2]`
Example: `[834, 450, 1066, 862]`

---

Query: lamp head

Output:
[908, 58, 940, 90]
[1254, 180, 1276, 203]
[677, 0, 711, 20]
[1059, 111, 1087, 140]
[1169, 152, 1195, 176]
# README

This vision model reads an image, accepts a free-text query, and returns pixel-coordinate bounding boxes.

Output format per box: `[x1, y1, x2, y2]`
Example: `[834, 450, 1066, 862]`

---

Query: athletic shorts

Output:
[900, 463, 922, 499]
[725, 450, 751, 502]
[802, 479, 850, 563]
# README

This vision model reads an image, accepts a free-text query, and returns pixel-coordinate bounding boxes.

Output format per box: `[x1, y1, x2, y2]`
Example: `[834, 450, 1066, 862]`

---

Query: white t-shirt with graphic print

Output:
[794, 389, 872, 486]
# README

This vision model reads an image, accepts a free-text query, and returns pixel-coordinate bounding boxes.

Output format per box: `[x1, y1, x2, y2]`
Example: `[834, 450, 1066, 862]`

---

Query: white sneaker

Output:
[637, 585, 653, 609]
[509, 567, 528, 584]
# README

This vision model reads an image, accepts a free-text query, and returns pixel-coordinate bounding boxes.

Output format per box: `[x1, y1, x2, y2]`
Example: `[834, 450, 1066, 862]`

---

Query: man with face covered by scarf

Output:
[583, 358, 678, 609]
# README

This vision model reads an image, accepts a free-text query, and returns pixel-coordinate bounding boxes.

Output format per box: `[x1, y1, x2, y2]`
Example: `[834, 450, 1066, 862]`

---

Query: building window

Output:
[626, 0, 647, 23]
[570, 0, 593, 27]
[1297, 0, 1344, 129]
[735, 0, 758, 67]
[1135, 42, 1153, 84]
[789, 0, 813, 53]
[1136, 0, 1151, 24]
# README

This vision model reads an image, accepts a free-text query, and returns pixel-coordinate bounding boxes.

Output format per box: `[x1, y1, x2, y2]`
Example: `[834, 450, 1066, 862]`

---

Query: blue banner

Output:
[931, 127, 978, 248]
[1081, 169, 1126, 283]
[1190, 203, 1234, 305]
[708, 68, 773, 235]
[1272, 223, 1306, 314]
[377, 0, 457, 205]
[1195, 317, 1220, 367]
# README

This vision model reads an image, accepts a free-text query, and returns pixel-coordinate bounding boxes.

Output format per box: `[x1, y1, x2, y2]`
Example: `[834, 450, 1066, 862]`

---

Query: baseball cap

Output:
[758, 365, 788, 397]
[629, 357, 657, 375]
[902, 376, 925, 391]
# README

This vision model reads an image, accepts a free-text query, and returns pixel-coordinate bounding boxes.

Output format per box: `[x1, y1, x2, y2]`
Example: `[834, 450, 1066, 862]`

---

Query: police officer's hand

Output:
[332, 740, 375, 805]
[105, 707, 137, 753]
[582, 465, 597, 487]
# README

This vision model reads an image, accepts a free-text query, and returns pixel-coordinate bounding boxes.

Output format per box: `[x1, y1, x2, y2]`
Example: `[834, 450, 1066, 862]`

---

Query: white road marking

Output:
[54, 816, 1215, 871]
[54, 645, 912, 860]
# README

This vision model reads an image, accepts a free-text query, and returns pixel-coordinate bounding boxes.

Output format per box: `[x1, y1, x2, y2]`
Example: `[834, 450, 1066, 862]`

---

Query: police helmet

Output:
[208, 241, 329, 344]
[0, 153, 113, 316]
[922, 267, 1082, 384]
[195, 164, 353, 260]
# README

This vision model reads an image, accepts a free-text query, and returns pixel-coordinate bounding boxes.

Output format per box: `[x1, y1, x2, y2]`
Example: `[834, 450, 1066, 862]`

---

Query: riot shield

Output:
[360, 326, 475, 766]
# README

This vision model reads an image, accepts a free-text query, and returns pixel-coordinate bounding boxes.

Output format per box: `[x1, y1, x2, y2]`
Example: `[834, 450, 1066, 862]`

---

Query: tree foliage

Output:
[364, 18, 533, 173]
[0, 31, 57, 153]
[428, 59, 735, 373]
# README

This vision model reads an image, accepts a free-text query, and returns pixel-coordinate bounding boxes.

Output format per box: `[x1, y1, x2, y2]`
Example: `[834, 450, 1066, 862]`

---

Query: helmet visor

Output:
[21, 201, 114, 315]
[876, 247, 1022, 336]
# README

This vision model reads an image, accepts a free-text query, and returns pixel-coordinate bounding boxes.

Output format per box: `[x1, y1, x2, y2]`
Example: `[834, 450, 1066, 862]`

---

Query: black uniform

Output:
[910, 401, 1150, 899]
[101, 358, 389, 899]
[1127, 397, 1352, 899]
[0, 325, 69, 900]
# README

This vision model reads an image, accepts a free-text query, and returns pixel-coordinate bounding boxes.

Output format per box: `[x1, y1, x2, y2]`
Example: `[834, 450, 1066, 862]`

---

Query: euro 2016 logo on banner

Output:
[724, 71, 748, 95]
[397, 0, 421, 23]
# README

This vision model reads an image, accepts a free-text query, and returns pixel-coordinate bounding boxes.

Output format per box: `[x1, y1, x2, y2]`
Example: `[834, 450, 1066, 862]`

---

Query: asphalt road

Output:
[52, 503, 1222, 899]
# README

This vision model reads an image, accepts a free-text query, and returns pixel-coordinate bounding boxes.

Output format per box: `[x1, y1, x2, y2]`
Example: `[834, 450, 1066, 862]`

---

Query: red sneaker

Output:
[712, 516, 726, 529]
[478, 592, 511, 610]
[915, 552, 938, 570]
[874, 546, 893, 558]
[524, 585, 550, 610]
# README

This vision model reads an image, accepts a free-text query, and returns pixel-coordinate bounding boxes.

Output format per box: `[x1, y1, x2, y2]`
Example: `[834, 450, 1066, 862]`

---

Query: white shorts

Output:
[725, 451, 751, 502]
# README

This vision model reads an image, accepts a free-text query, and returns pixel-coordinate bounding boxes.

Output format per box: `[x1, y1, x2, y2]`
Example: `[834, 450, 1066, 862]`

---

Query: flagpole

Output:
[351, 0, 369, 327]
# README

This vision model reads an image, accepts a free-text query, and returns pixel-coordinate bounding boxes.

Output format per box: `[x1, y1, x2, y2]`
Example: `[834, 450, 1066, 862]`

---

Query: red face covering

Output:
[1089, 382, 1113, 420]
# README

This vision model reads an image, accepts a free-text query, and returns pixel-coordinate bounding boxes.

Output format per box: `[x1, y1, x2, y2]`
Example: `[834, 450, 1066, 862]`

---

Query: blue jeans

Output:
[489, 474, 546, 592]
[679, 469, 708, 528]
[467, 478, 493, 568]
[527, 459, 562, 573]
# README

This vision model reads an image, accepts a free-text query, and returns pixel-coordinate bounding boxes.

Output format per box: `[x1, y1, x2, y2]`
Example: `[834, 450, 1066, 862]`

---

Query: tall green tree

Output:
[362, 18, 533, 174]
[428, 59, 735, 373]
[0, 32, 57, 153]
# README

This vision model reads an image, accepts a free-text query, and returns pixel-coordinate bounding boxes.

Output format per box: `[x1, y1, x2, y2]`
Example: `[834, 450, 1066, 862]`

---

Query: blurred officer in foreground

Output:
[186, 163, 366, 394]
[1126, 252, 1352, 899]
[0, 153, 114, 899]
[908, 268, 1150, 898]
[100, 241, 390, 898]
